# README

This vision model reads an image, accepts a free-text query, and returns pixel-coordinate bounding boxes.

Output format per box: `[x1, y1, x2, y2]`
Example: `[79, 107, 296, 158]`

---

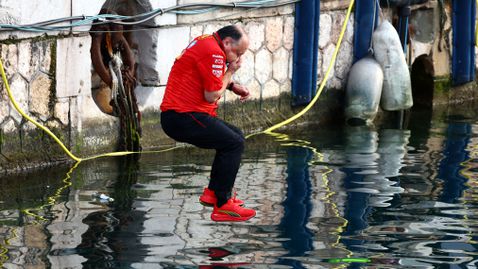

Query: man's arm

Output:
[204, 69, 233, 103]
[204, 57, 242, 103]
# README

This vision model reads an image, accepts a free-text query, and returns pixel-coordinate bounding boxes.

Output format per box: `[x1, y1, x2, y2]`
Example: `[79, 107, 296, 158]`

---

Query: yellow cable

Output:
[0, 59, 81, 162]
[1, 0, 354, 161]
[0, 57, 183, 162]
[263, 0, 355, 134]
[0, 227, 18, 267]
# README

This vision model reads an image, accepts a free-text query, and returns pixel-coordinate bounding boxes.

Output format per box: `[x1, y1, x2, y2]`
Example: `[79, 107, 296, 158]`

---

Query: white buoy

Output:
[373, 20, 413, 111]
[345, 56, 384, 125]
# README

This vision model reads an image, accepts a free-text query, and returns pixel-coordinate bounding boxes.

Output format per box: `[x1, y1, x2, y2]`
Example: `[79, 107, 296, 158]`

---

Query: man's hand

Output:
[227, 57, 242, 73]
[231, 83, 250, 101]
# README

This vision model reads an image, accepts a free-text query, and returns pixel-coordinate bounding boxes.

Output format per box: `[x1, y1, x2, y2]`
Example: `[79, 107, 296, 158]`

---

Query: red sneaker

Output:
[211, 199, 256, 222]
[199, 188, 244, 207]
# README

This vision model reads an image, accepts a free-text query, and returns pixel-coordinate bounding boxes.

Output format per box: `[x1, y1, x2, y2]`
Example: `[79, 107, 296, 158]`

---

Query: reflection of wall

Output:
[47, 195, 101, 268]
[341, 126, 410, 247]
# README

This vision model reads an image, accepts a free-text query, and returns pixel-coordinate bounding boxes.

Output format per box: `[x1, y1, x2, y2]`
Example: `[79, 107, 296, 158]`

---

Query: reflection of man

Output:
[160, 25, 255, 222]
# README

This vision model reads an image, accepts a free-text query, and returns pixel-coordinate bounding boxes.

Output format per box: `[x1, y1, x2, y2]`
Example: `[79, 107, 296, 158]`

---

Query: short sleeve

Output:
[197, 53, 226, 92]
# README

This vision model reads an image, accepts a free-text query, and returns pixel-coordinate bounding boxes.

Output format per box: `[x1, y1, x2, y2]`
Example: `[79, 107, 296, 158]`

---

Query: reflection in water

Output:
[278, 147, 313, 268]
[438, 122, 471, 203]
[341, 126, 409, 257]
[77, 156, 145, 268]
[4, 112, 478, 267]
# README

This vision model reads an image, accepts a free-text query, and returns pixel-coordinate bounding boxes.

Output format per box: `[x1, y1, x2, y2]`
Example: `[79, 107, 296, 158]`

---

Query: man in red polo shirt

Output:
[160, 25, 255, 222]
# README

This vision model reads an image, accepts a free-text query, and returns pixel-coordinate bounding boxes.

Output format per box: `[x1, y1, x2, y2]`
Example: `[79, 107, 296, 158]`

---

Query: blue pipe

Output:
[291, 0, 320, 106]
[452, 0, 476, 85]
[397, 5, 411, 54]
[353, 0, 379, 63]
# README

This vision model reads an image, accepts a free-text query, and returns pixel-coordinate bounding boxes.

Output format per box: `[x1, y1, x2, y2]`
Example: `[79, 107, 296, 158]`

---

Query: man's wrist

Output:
[227, 81, 235, 91]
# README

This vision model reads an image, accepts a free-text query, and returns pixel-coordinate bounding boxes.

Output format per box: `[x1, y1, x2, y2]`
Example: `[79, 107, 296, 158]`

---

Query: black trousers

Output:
[161, 110, 245, 206]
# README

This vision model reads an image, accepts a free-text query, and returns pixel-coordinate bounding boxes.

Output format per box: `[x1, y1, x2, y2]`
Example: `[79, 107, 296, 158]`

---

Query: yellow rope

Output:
[1, 0, 355, 161]
[263, 0, 355, 134]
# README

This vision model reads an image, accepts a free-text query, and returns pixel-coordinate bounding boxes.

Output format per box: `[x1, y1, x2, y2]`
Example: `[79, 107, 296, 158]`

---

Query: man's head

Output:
[217, 25, 249, 63]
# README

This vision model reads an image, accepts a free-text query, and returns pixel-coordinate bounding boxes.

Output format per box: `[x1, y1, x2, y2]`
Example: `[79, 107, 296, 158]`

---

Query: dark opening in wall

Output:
[411, 54, 434, 108]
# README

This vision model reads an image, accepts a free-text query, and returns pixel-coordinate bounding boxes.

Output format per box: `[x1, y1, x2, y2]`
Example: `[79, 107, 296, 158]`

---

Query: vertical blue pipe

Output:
[353, 0, 379, 62]
[291, 0, 320, 106]
[452, 0, 476, 85]
[397, 5, 411, 54]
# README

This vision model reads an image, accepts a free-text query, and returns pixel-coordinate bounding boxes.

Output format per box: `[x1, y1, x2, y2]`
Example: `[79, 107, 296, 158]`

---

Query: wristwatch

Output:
[227, 82, 235, 91]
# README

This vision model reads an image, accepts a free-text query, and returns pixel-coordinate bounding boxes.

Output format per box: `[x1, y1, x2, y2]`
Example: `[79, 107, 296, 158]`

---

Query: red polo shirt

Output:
[160, 33, 226, 116]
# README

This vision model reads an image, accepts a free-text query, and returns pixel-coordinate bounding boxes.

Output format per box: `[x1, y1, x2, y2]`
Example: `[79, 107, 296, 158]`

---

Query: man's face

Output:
[223, 36, 249, 63]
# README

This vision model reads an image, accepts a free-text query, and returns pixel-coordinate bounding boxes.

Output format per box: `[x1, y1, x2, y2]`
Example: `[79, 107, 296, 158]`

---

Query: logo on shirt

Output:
[212, 69, 222, 78]
[212, 54, 224, 59]
[214, 59, 224, 64]
[212, 64, 223, 69]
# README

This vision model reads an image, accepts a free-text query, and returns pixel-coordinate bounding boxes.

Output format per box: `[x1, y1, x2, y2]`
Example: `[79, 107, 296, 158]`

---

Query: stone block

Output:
[190, 25, 204, 40]
[233, 50, 255, 85]
[331, 12, 345, 44]
[280, 80, 291, 94]
[54, 99, 70, 125]
[334, 40, 352, 81]
[273, 47, 289, 82]
[319, 13, 332, 49]
[283, 16, 295, 50]
[345, 15, 355, 44]
[45, 120, 61, 130]
[29, 73, 52, 119]
[18, 42, 39, 81]
[56, 36, 92, 98]
[35, 41, 54, 75]
[246, 79, 261, 100]
[289, 53, 293, 80]
[0, 118, 16, 133]
[0, 90, 9, 125]
[135, 85, 165, 111]
[245, 22, 265, 52]
[78, 94, 112, 122]
[156, 27, 190, 84]
[21, 120, 36, 131]
[322, 44, 336, 89]
[263, 80, 280, 99]
[8, 74, 28, 124]
[255, 49, 272, 84]
[203, 22, 228, 36]
[265, 17, 283, 52]
[69, 97, 80, 131]
[0, 44, 18, 79]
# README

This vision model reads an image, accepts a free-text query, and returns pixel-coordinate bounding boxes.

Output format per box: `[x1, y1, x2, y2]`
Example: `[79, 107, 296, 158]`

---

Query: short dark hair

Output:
[217, 25, 243, 41]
